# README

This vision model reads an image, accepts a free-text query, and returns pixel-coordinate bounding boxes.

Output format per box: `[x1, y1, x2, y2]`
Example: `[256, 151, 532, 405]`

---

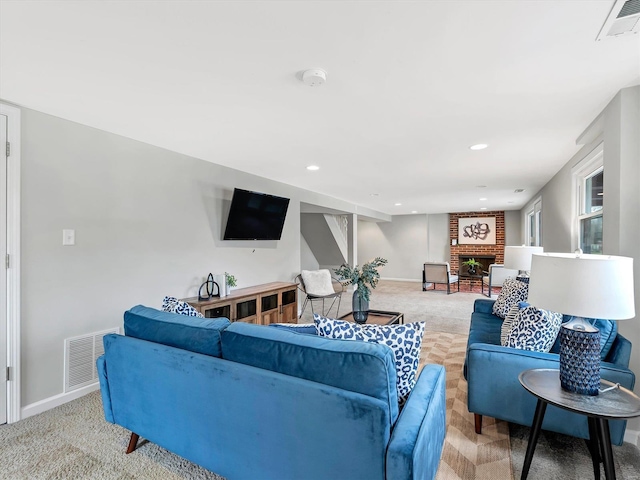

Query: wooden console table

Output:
[182, 282, 297, 325]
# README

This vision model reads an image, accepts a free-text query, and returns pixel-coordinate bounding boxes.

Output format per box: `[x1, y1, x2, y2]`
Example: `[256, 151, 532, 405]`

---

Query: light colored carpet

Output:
[510, 424, 640, 480]
[0, 390, 223, 479]
[300, 279, 485, 335]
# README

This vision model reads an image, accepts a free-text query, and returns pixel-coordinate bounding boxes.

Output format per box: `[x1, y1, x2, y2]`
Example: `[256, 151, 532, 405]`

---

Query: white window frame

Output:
[572, 143, 604, 253]
[525, 197, 542, 247]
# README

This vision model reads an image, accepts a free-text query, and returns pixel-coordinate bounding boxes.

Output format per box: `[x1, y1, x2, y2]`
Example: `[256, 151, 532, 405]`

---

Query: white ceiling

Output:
[1, 1, 639, 215]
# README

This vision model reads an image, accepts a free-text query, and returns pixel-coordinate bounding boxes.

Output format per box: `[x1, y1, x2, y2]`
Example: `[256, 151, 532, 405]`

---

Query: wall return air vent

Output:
[64, 327, 120, 393]
[596, 0, 640, 40]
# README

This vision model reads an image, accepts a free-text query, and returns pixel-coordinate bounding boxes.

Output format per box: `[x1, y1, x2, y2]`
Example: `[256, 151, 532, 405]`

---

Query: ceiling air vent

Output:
[596, 0, 640, 40]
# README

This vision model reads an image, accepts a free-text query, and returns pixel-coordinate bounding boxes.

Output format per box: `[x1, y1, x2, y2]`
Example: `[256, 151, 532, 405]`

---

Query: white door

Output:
[0, 114, 7, 424]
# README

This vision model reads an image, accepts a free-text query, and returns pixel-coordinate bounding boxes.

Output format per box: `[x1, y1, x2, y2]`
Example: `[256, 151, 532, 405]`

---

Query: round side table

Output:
[518, 368, 640, 480]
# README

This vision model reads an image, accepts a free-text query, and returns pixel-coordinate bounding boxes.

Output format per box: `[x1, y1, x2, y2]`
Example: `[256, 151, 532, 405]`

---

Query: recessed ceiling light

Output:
[480, 207, 487, 210]
[306, 165, 320, 171]
[514, 188, 525, 193]
[370, 193, 379, 197]
[394, 203, 402, 206]
[470, 144, 488, 150]
[479, 197, 487, 201]
[411, 210, 418, 214]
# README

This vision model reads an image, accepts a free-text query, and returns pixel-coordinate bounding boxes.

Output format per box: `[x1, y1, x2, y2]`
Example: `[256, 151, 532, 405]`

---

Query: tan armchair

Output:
[481, 264, 518, 297]
[422, 262, 459, 294]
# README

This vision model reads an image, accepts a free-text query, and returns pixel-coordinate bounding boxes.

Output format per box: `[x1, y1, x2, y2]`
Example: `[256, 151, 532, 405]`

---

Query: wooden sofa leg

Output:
[126, 432, 140, 454]
[474, 414, 482, 434]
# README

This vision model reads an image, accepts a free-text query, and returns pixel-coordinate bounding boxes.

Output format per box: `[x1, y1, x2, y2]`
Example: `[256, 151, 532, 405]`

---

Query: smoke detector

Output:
[596, 0, 640, 40]
[301, 69, 327, 87]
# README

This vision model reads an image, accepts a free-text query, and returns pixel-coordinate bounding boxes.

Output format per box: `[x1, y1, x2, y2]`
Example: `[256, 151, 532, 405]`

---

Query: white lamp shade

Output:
[528, 253, 635, 320]
[503, 246, 543, 271]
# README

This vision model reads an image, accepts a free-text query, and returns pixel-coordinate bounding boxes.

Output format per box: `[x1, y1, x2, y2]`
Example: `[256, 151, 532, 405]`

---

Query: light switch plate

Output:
[62, 229, 75, 246]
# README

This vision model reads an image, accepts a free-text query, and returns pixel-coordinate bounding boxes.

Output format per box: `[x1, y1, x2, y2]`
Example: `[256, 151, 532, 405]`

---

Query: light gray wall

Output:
[504, 210, 523, 246]
[357, 214, 449, 281]
[602, 87, 640, 435]
[300, 234, 319, 271]
[17, 106, 378, 406]
[521, 86, 640, 435]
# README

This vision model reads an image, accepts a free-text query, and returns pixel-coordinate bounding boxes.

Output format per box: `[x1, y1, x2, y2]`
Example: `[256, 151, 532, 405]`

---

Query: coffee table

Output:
[339, 309, 404, 325]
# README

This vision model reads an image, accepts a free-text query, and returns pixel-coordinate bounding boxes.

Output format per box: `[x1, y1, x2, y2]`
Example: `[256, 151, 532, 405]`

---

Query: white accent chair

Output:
[422, 262, 459, 294]
[481, 264, 518, 297]
[295, 270, 345, 318]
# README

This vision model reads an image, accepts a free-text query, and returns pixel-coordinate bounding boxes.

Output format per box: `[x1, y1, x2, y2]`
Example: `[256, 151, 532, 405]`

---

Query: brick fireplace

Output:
[450, 211, 505, 288]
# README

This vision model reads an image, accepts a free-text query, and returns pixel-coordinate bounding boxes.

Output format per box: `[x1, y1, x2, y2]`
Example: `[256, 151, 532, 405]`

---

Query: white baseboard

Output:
[20, 383, 100, 420]
[624, 428, 640, 446]
[380, 277, 422, 283]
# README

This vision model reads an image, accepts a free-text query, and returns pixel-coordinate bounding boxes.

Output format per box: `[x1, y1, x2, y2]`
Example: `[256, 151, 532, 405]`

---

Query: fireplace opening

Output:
[458, 255, 496, 277]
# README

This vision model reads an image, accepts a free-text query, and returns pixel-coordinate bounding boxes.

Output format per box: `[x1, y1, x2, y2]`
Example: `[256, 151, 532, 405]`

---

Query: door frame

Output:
[1, 103, 21, 423]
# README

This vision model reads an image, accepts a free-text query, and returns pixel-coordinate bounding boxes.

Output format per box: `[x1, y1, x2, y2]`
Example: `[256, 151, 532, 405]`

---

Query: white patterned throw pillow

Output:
[162, 296, 204, 318]
[313, 314, 426, 405]
[505, 305, 563, 353]
[492, 278, 529, 319]
[500, 303, 523, 346]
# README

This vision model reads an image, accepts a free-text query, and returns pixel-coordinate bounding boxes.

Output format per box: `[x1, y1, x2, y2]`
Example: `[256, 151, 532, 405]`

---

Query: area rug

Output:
[420, 332, 513, 480]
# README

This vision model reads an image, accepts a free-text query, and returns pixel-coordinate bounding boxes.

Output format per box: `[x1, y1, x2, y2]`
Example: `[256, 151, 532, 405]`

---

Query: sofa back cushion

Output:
[221, 322, 399, 423]
[124, 305, 230, 357]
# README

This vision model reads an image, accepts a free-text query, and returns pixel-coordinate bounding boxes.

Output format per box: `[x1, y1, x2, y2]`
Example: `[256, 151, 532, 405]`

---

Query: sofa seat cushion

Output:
[124, 305, 230, 357]
[492, 278, 529, 319]
[313, 315, 426, 405]
[221, 322, 399, 424]
[468, 311, 503, 346]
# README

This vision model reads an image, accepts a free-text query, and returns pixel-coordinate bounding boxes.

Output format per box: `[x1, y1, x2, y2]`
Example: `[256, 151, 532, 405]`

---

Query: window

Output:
[573, 145, 603, 254]
[526, 198, 542, 247]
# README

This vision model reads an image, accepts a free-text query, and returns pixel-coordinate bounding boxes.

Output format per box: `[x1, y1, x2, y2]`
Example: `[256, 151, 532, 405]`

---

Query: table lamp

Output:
[503, 245, 543, 283]
[528, 252, 635, 395]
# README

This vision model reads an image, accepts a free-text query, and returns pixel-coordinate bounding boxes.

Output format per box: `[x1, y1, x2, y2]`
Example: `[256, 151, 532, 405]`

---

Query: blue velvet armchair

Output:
[464, 299, 635, 445]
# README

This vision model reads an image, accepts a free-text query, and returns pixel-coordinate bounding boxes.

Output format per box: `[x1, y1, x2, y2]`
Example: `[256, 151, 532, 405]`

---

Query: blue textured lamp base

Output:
[559, 323, 601, 396]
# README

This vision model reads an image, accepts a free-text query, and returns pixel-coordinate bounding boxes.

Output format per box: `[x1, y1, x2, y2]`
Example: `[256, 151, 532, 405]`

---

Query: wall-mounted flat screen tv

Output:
[223, 188, 290, 240]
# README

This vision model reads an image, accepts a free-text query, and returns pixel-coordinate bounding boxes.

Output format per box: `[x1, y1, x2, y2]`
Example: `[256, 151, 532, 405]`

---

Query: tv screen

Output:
[223, 188, 290, 240]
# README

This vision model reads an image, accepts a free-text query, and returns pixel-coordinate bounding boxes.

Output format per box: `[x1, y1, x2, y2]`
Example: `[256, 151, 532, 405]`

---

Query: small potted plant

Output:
[462, 258, 483, 276]
[225, 272, 238, 293]
[334, 257, 388, 323]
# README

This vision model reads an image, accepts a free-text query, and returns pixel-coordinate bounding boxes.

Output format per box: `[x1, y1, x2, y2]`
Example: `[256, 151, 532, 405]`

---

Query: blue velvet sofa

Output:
[464, 299, 635, 445]
[97, 306, 446, 480]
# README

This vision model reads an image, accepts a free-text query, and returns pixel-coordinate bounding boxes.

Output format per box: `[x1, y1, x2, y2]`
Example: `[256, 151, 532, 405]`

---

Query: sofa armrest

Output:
[96, 354, 114, 423]
[473, 299, 495, 314]
[386, 364, 446, 480]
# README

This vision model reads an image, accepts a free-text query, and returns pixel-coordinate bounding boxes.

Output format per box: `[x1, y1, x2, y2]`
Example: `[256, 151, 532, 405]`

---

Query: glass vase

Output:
[352, 290, 369, 323]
